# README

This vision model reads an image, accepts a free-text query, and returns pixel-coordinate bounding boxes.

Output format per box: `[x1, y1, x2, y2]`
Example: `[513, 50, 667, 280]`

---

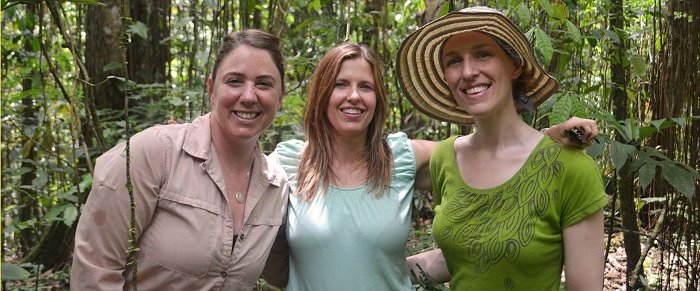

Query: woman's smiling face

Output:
[442, 31, 522, 119]
[208, 44, 283, 142]
[325, 57, 377, 139]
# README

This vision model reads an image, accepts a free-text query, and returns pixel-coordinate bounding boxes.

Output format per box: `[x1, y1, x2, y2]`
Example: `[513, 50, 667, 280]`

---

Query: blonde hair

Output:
[296, 43, 391, 200]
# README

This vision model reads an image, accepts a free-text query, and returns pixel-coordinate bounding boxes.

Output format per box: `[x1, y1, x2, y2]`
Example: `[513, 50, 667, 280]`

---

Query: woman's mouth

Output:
[234, 111, 260, 119]
[461, 85, 490, 95]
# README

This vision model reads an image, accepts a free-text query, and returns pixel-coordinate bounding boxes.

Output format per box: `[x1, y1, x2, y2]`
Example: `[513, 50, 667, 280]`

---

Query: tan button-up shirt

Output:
[71, 113, 289, 290]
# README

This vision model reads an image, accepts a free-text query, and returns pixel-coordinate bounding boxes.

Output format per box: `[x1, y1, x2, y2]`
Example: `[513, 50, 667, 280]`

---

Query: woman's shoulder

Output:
[386, 132, 409, 148]
[271, 139, 306, 176]
[273, 139, 305, 158]
[540, 136, 600, 173]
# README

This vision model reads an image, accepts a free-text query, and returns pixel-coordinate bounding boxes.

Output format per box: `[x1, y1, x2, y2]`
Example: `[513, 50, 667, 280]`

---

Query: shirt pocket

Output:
[236, 196, 286, 285]
[141, 189, 222, 277]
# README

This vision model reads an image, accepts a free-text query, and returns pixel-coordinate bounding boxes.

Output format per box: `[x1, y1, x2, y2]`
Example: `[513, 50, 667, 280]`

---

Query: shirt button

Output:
[239, 233, 245, 240]
[221, 271, 227, 277]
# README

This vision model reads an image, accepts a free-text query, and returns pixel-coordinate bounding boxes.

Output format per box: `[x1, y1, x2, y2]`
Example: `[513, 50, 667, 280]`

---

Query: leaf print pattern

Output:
[437, 144, 563, 274]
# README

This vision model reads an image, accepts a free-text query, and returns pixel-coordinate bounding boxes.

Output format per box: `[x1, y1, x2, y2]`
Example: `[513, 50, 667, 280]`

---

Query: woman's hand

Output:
[545, 117, 598, 148]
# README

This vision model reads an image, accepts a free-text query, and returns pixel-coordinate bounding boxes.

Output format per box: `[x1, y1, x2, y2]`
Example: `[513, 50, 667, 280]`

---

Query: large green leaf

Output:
[661, 163, 696, 200]
[1, 263, 30, 281]
[127, 21, 149, 40]
[565, 20, 582, 44]
[516, 2, 532, 27]
[638, 163, 656, 190]
[534, 28, 554, 65]
[629, 54, 647, 78]
[550, 93, 572, 125]
[610, 141, 636, 172]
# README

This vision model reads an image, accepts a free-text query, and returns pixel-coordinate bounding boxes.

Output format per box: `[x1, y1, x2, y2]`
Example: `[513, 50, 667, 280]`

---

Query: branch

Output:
[38, 36, 94, 175]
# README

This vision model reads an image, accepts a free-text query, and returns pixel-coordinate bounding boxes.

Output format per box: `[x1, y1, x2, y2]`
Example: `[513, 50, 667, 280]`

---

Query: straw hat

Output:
[396, 6, 558, 125]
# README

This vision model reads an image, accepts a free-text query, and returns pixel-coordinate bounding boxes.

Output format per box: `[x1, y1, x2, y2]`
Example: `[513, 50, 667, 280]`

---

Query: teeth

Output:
[464, 85, 489, 94]
[341, 108, 362, 114]
[235, 112, 258, 119]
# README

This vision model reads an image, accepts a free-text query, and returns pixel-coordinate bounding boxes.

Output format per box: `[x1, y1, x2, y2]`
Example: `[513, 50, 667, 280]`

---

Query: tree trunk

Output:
[23, 0, 127, 270]
[649, 0, 700, 289]
[128, 0, 170, 85]
[609, 0, 642, 289]
[86, 0, 127, 111]
[19, 3, 39, 255]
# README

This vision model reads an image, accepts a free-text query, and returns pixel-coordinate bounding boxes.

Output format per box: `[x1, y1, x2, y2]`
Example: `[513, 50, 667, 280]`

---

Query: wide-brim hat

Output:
[396, 6, 558, 125]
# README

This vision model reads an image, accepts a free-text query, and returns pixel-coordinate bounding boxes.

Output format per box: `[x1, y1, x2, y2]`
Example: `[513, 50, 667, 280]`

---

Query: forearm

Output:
[406, 249, 450, 284]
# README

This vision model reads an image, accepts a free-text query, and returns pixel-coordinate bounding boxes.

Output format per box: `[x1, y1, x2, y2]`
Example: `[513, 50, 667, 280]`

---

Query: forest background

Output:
[1, 0, 698, 290]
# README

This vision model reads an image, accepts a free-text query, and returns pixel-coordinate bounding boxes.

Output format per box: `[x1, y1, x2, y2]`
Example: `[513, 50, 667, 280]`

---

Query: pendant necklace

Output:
[234, 162, 253, 204]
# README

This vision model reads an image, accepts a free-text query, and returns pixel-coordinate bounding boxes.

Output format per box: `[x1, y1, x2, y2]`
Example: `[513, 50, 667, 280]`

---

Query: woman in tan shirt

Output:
[70, 29, 289, 290]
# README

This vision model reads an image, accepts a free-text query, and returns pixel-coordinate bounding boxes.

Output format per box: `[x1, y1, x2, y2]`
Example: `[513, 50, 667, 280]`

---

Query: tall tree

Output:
[128, 0, 170, 85]
[18, 3, 40, 256]
[609, 0, 642, 289]
[649, 0, 700, 289]
[85, 0, 127, 112]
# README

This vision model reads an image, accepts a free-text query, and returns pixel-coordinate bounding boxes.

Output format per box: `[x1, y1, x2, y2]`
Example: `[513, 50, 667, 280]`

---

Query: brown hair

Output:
[211, 29, 285, 92]
[296, 43, 392, 200]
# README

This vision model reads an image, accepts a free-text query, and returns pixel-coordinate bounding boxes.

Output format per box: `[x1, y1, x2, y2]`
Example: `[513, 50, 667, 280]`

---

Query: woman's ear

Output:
[512, 63, 523, 80]
[207, 76, 215, 104]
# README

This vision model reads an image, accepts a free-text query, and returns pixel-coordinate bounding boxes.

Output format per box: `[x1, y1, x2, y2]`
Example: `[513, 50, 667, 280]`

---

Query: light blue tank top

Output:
[273, 132, 416, 290]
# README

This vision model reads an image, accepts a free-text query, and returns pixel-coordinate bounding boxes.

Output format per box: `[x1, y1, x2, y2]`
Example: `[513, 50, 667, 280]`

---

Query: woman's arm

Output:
[545, 117, 598, 148]
[406, 249, 451, 284]
[70, 131, 164, 290]
[563, 209, 605, 290]
[410, 139, 438, 191]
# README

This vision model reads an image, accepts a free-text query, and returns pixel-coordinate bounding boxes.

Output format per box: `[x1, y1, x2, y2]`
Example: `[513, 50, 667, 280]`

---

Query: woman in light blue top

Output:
[271, 42, 596, 290]
[273, 43, 434, 290]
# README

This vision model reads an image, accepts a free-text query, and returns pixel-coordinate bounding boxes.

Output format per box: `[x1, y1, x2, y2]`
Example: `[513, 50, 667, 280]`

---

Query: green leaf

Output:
[565, 20, 582, 44]
[629, 54, 647, 78]
[307, 0, 320, 13]
[603, 29, 621, 44]
[63, 205, 79, 226]
[127, 21, 149, 40]
[534, 28, 554, 65]
[586, 138, 604, 159]
[649, 118, 667, 131]
[45, 204, 68, 222]
[610, 141, 636, 172]
[638, 126, 658, 140]
[661, 163, 696, 200]
[516, 3, 532, 27]
[638, 163, 656, 190]
[670, 117, 686, 128]
[103, 62, 123, 72]
[537, 0, 554, 16]
[1, 263, 31, 281]
[550, 93, 572, 125]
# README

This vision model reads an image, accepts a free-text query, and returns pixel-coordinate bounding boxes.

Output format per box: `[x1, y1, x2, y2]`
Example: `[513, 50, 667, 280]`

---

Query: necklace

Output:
[234, 164, 253, 204]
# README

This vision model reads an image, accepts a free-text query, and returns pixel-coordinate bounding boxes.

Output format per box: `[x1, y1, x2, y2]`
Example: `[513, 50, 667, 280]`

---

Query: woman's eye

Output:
[257, 82, 272, 89]
[334, 81, 347, 88]
[226, 79, 243, 86]
[476, 51, 492, 59]
[444, 57, 461, 67]
[359, 83, 374, 91]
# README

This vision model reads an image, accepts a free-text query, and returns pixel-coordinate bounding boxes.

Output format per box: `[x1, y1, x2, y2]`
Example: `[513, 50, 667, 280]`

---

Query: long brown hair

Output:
[296, 43, 391, 200]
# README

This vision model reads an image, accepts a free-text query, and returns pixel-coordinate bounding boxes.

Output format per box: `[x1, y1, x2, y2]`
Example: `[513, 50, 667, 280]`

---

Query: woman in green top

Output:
[399, 6, 606, 291]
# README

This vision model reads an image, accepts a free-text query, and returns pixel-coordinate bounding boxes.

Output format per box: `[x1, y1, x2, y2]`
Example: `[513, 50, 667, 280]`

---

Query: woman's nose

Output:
[461, 59, 478, 79]
[240, 84, 257, 104]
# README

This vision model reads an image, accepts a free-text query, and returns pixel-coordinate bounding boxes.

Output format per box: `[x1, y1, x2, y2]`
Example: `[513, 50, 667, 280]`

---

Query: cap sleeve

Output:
[386, 132, 416, 184]
[271, 139, 305, 191]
